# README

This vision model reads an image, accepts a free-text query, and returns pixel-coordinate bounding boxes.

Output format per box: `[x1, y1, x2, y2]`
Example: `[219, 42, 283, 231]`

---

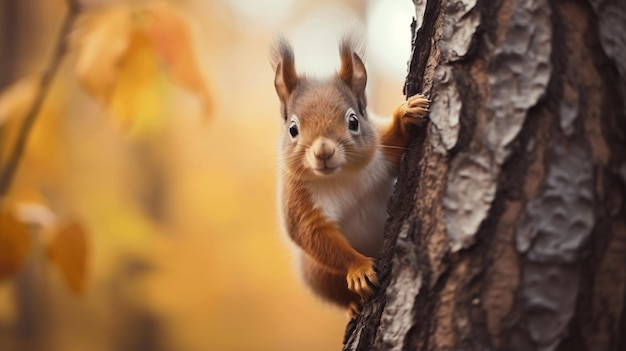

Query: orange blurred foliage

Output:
[0, 211, 31, 281]
[75, 2, 211, 134]
[46, 221, 88, 294]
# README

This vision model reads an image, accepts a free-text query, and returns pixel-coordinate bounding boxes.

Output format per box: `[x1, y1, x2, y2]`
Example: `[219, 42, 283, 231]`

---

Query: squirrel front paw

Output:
[400, 93, 430, 126]
[347, 258, 378, 298]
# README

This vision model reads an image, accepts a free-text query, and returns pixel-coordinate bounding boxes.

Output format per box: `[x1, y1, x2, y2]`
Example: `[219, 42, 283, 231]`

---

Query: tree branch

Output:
[0, 0, 81, 199]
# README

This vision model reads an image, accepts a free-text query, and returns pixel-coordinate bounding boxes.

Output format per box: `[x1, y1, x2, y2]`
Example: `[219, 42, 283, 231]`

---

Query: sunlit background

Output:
[0, 0, 415, 349]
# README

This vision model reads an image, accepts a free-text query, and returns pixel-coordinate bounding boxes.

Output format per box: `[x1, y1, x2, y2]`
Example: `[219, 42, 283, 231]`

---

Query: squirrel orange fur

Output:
[272, 36, 429, 316]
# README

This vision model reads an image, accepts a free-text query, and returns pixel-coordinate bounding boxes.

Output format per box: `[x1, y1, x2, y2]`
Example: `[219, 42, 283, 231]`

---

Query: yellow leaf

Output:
[145, 3, 213, 115]
[108, 30, 169, 135]
[46, 221, 88, 294]
[10, 80, 69, 191]
[74, 3, 212, 132]
[0, 77, 40, 126]
[0, 211, 31, 281]
[74, 7, 132, 105]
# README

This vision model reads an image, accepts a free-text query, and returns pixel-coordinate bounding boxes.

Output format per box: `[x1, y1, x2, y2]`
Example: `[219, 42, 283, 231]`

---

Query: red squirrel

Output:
[272, 36, 429, 316]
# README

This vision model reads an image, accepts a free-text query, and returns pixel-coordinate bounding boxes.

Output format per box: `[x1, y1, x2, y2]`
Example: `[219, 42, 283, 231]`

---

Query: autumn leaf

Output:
[74, 7, 131, 106]
[0, 210, 32, 280]
[7, 78, 68, 189]
[144, 3, 213, 113]
[74, 2, 212, 132]
[0, 77, 40, 126]
[108, 30, 169, 134]
[46, 221, 88, 294]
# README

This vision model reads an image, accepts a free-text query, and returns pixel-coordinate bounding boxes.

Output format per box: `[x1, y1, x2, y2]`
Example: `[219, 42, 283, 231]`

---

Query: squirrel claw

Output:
[347, 259, 378, 298]
[401, 94, 430, 126]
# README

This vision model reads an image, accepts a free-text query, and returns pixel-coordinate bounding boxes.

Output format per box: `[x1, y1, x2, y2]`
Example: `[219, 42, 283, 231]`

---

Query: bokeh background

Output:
[0, 0, 415, 350]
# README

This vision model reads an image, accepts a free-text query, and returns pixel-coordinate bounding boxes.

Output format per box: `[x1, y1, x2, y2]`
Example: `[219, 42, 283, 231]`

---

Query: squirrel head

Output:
[272, 37, 376, 179]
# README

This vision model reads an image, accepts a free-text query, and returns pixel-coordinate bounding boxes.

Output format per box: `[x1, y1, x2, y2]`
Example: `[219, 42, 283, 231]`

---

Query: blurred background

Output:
[0, 0, 414, 349]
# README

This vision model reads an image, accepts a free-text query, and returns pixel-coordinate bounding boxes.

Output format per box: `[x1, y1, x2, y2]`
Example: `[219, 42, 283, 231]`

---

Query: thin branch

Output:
[0, 0, 81, 199]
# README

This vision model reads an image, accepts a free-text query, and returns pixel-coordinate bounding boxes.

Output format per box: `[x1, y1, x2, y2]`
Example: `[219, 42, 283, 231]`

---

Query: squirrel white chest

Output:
[310, 150, 395, 258]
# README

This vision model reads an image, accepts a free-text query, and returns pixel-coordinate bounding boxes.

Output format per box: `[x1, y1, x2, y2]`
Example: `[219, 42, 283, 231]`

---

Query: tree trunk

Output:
[343, 0, 626, 350]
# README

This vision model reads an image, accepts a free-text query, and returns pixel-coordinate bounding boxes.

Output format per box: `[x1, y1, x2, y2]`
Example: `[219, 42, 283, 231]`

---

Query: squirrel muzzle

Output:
[307, 137, 344, 176]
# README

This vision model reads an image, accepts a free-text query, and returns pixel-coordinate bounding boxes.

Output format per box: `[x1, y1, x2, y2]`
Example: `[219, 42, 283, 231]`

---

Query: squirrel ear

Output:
[339, 42, 367, 109]
[272, 38, 298, 103]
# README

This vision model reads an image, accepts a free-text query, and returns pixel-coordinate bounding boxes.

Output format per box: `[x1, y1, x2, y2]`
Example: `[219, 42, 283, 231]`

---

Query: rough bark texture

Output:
[343, 0, 626, 350]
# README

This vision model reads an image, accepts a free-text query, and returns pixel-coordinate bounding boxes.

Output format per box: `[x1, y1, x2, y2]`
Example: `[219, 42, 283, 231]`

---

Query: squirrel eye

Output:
[347, 113, 359, 132]
[288, 121, 299, 138]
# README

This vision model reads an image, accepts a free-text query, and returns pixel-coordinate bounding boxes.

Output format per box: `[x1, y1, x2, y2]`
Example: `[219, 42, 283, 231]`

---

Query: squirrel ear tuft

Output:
[272, 37, 298, 103]
[338, 36, 367, 109]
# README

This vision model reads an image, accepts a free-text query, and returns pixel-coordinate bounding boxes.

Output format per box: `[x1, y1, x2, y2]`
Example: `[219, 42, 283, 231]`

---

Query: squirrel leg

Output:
[378, 94, 430, 166]
[283, 185, 379, 298]
[299, 253, 363, 315]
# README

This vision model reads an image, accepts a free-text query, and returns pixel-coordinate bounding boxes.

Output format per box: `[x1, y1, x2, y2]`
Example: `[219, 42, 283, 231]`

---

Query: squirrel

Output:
[271, 36, 429, 316]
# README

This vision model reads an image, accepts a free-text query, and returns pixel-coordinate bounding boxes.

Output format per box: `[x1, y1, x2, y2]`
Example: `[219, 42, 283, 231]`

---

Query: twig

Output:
[0, 0, 80, 199]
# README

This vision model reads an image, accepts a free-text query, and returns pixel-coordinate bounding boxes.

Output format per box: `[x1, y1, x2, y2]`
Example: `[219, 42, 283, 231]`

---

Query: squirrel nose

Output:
[312, 138, 336, 160]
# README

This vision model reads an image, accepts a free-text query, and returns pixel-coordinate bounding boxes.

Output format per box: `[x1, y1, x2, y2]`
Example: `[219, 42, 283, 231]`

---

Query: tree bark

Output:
[343, 0, 626, 350]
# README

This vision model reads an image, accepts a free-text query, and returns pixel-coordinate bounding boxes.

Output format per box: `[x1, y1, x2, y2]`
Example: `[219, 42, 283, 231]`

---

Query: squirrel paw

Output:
[346, 259, 378, 298]
[400, 93, 430, 126]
